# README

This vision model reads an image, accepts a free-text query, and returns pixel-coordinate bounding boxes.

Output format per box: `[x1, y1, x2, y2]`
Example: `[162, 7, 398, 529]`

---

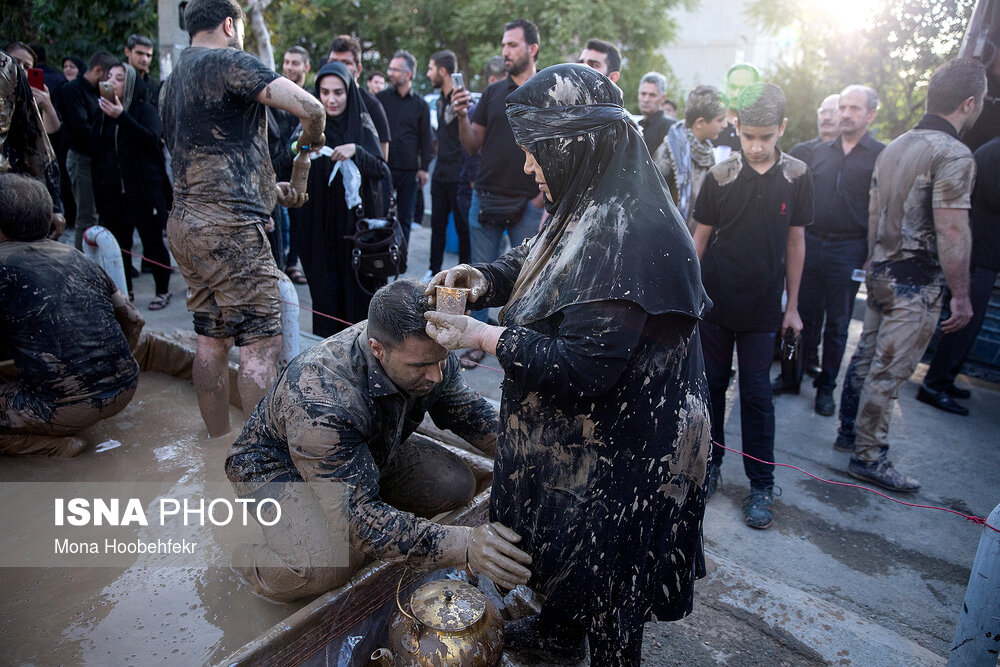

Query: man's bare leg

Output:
[194, 335, 234, 436]
[238, 335, 281, 417]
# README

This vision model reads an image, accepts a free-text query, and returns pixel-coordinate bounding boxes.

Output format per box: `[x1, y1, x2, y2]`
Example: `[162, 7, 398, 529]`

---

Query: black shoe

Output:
[833, 428, 855, 452]
[130, 265, 139, 278]
[503, 614, 587, 664]
[705, 463, 721, 501]
[847, 457, 920, 492]
[805, 364, 822, 378]
[916, 386, 969, 416]
[814, 386, 835, 416]
[945, 384, 971, 399]
[741, 487, 779, 529]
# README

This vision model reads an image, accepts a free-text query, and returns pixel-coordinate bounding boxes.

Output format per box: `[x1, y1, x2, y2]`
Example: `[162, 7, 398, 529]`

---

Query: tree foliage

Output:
[263, 0, 685, 109]
[747, 0, 975, 147]
[4, 0, 158, 70]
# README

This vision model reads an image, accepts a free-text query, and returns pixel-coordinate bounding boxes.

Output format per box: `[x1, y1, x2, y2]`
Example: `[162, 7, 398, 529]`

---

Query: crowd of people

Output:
[2, 0, 998, 663]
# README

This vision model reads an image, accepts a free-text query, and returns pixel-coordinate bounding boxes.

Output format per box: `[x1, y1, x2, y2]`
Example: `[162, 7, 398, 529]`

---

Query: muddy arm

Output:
[111, 289, 145, 352]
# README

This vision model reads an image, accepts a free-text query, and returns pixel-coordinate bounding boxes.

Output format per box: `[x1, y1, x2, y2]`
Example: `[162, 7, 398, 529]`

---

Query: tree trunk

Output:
[245, 0, 275, 71]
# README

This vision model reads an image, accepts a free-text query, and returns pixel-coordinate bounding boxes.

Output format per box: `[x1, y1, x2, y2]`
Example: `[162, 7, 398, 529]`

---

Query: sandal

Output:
[459, 348, 486, 369]
[286, 267, 308, 285]
[148, 292, 172, 311]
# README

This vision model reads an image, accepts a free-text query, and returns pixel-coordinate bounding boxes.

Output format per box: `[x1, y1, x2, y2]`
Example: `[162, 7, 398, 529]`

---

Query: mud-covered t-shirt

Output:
[693, 150, 813, 331]
[226, 322, 498, 565]
[0, 240, 138, 399]
[868, 117, 976, 286]
[159, 47, 279, 224]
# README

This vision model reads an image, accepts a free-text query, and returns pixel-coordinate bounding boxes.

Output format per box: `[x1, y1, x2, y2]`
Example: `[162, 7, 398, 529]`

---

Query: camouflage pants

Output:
[839, 277, 943, 462]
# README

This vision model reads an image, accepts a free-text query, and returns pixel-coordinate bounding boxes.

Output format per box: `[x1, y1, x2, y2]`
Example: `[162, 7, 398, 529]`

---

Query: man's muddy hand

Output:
[276, 182, 308, 208]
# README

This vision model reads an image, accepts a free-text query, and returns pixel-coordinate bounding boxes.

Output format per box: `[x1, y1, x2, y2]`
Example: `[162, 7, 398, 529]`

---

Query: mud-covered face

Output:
[520, 146, 551, 201]
[371, 335, 448, 397]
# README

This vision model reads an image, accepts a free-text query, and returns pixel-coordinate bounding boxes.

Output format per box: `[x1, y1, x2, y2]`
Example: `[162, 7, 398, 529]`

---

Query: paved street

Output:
[119, 220, 999, 665]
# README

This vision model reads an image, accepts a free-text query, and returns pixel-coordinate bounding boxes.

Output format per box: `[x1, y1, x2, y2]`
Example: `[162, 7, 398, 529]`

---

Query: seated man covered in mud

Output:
[226, 279, 521, 602]
[0, 174, 144, 458]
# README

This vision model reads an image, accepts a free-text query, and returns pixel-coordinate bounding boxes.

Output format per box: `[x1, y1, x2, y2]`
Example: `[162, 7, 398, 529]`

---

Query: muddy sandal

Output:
[149, 292, 172, 311]
[286, 267, 308, 285]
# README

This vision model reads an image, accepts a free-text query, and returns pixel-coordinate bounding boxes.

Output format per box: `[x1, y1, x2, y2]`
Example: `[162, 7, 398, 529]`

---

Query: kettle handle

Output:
[395, 571, 419, 626]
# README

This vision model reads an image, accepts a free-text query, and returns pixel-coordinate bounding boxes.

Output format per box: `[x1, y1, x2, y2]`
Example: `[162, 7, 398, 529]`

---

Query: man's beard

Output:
[228, 33, 242, 50]
[506, 54, 530, 77]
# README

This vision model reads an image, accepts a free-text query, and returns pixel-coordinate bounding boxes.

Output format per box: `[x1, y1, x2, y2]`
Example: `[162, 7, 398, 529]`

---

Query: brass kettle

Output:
[372, 579, 503, 666]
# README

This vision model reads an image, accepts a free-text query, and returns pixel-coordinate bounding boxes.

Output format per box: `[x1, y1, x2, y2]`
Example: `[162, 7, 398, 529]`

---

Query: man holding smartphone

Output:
[423, 50, 471, 283]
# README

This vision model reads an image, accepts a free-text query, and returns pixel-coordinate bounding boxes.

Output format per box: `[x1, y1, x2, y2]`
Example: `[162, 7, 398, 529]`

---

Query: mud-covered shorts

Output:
[167, 206, 283, 346]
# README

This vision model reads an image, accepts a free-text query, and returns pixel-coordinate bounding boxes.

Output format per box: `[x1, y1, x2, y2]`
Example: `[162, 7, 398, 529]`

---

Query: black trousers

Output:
[106, 202, 172, 295]
[924, 265, 998, 392]
[429, 179, 471, 272]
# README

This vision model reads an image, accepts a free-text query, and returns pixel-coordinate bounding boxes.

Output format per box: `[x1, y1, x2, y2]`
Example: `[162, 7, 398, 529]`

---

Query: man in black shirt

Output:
[327, 35, 390, 160]
[0, 174, 144, 458]
[124, 34, 158, 101]
[453, 18, 546, 362]
[783, 86, 884, 417]
[424, 50, 470, 280]
[637, 71, 677, 157]
[58, 51, 117, 249]
[787, 93, 840, 165]
[692, 83, 812, 529]
[378, 49, 433, 245]
[920, 137, 1000, 412]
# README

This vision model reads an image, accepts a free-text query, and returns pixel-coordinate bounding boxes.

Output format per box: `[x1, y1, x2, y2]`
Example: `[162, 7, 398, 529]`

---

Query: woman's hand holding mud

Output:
[425, 311, 502, 353]
[424, 264, 488, 307]
[466, 523, 531, 590]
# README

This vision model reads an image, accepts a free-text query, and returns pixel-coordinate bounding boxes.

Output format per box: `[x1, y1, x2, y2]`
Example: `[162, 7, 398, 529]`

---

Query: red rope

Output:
[117, 247, 997, 534]
[713, 442, 999, 533]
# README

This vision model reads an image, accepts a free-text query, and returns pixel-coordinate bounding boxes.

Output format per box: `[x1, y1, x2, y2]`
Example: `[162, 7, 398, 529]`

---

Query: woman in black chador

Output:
[298, 60, 386, 337]
[424, 64, 713, 666]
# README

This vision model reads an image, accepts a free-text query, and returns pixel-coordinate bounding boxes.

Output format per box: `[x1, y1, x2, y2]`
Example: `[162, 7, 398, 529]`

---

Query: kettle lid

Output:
[409, 580, 487, 632]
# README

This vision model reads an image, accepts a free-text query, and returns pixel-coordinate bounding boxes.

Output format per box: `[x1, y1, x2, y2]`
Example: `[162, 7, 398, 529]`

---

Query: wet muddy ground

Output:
[0, 372, 304, 665]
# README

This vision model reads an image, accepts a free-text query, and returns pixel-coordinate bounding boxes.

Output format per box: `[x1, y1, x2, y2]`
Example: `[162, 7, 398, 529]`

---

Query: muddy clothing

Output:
[492, 65, 711, 660]
[226, 322, 498, 574]
[0, 240, 139, 453]
[0, 50, 62, 214]
[159, 46, 279, 225]
[867, 114, 975, 287]
[652, 123, 715, 229]
[167, 210, 283, 345]
[839, 115, 975, 461]
[693, 150, 813, 332]
[160, 46, 282, 343]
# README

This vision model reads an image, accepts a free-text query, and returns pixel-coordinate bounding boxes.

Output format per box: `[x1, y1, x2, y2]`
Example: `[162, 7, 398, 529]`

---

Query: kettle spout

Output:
[370, 647, 394, 667]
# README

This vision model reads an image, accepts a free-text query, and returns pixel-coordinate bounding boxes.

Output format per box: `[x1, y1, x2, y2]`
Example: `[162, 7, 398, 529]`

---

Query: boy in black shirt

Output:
[692, 82, 812, 530]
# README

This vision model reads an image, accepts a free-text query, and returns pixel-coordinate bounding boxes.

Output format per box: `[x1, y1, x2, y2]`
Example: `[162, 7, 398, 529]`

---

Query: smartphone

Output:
[452, 72, 464, 91]
[99, 81, 115, 102]
[28, 67, 45, 91]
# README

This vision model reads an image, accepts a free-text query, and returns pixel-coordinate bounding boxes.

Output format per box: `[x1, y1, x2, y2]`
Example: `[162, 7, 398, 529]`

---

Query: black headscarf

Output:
[313, 61, 381, 158]
[499, 64, 709, 326]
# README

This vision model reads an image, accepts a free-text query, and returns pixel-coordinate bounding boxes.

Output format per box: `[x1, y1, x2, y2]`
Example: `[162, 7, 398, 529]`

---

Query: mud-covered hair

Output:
[0, 174, 52, 241]
[367, 279, 433, 349]
[926, 58, 987, 116]
[685, 85, 726, 126]
[737, 82, 786, 127]
[184, 0, 243, 39]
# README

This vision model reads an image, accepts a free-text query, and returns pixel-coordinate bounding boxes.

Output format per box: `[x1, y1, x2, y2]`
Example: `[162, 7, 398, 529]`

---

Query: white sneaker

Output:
[421, 269, 434, 283]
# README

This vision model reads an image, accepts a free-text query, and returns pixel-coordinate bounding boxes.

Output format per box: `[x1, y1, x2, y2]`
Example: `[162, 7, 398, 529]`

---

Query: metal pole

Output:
[948, 502, 1000, 666]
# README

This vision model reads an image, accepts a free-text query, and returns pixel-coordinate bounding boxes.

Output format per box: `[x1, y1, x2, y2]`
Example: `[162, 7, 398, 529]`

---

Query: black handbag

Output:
[779, 328, 804, 394]
[477, 190, 528, 227]
[345, 163, 407, 295]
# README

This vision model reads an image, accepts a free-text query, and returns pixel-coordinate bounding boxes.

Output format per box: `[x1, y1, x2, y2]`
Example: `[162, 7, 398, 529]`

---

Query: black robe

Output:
[477, 64, 713, 648]
[297, 62, 387, 337]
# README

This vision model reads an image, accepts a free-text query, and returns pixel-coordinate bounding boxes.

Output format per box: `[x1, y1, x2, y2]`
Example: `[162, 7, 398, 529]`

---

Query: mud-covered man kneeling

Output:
[225, 279, 531, 602]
